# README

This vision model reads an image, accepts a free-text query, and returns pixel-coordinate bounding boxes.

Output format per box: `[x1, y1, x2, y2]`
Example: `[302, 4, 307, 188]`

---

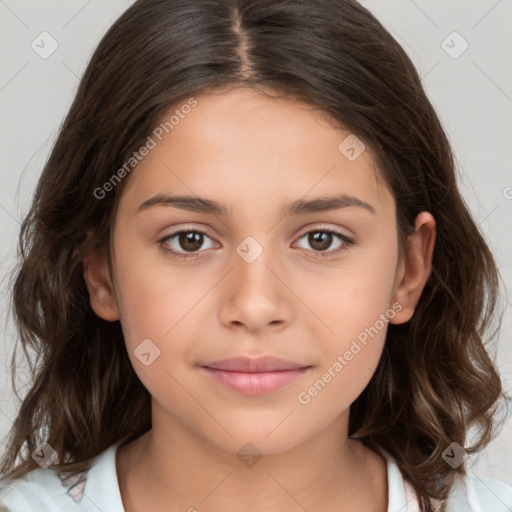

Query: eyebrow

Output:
[136, 193, 376, 216]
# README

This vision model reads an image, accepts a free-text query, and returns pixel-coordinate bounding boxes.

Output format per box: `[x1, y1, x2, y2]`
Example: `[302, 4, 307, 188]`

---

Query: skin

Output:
[83, 87, 436, 512]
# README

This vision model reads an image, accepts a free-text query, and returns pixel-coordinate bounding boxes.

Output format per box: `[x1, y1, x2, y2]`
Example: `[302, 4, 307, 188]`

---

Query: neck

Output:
[116, 405, 388, 512]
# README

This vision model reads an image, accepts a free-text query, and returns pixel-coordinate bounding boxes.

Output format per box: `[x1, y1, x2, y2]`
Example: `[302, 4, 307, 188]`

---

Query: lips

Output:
[200, 356, 312, 396]
[202, 355, 310, 372]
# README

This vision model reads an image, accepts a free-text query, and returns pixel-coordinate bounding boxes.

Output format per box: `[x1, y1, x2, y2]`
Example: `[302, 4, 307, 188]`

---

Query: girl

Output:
[0, 0, 511, 511]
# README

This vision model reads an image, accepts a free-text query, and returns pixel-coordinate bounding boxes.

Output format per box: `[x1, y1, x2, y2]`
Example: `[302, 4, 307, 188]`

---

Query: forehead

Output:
[119, 87, 393, 219]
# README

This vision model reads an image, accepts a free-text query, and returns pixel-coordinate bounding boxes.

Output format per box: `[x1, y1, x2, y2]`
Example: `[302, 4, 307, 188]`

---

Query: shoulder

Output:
[0, 465, 87, 512]
[0, 443, 124, 512]
[382, 449, 512, 512]
[444, 471, 512, 511]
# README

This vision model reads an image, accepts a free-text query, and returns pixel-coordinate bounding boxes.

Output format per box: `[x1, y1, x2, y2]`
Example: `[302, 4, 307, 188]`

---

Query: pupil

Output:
[180, 232, 202, 252]
[310, 232, 331, 251]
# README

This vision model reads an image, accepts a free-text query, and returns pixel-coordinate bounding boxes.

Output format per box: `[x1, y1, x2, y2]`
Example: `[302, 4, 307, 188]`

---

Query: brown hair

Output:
[0, 1, 508, 510]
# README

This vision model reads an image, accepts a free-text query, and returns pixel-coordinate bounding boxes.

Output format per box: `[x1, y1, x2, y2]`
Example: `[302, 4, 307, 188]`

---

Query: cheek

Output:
[111, 242, 216, 380]
[310, 240, 398, 342]
[297, 270, 397, 415]
[111, 237, 197, 340]
[295, 335, 385, 426]
[299, 239, 397, 400]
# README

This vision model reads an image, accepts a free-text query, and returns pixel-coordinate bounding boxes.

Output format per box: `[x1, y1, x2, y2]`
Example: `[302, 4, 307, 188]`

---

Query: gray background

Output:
[1, 0, 511, 482]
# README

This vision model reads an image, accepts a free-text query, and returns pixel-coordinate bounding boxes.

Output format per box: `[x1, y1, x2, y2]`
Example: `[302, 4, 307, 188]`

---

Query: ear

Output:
[82, 243, 120, 322]
[389, 211, 436, 324]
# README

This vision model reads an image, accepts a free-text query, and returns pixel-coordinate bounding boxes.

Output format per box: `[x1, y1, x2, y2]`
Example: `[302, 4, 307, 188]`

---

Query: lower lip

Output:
[201, 367, 311, 396]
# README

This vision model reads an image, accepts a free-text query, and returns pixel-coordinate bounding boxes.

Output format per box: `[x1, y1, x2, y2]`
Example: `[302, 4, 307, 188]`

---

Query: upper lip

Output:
[202, 356, 310, 372]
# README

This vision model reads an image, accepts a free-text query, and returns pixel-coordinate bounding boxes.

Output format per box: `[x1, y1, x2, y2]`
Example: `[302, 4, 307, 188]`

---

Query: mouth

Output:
[202, 355, 310, 372]
[200, 355, 312, 396]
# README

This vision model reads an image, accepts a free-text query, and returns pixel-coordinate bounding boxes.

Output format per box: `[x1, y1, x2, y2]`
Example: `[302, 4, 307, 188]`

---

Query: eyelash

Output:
[157, 227, 354, 260]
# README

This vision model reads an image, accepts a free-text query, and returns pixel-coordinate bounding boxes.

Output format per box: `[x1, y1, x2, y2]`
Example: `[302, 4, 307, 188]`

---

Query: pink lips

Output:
[201, 356, 312, 396]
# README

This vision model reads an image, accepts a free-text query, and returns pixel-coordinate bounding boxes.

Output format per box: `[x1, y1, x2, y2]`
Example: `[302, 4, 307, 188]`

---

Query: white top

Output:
[1, 442, 511, 511]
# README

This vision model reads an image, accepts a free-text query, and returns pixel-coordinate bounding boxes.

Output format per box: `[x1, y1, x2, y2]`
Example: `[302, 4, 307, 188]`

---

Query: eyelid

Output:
[159, 222, 352, 241]
[157, 225, 219, 259]
[295, 222, 354, 239]
[159, 223, 218, 240]
[293, 226, 353, 255]
[158, 222, 355, 261]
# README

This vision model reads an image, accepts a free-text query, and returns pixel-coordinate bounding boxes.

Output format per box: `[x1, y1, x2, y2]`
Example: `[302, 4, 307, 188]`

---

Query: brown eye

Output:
[295, 229, 354, 258]
[307, 231, 332, 251]
[159, 229, 217, 259]
[176, 231, 204, 252]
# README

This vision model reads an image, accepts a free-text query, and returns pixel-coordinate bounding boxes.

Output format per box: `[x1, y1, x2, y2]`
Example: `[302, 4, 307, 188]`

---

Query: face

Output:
[84, 87, 434, 455]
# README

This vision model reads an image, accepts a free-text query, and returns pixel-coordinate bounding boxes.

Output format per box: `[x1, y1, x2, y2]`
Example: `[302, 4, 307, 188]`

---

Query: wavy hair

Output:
[0, 1, 508, 510]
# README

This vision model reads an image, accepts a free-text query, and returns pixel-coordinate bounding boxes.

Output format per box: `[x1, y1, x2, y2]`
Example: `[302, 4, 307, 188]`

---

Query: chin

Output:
[203, 423, 306, 457]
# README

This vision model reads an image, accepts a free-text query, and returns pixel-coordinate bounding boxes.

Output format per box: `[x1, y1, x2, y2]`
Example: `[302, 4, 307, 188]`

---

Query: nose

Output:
[217, 242, 293, 333]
